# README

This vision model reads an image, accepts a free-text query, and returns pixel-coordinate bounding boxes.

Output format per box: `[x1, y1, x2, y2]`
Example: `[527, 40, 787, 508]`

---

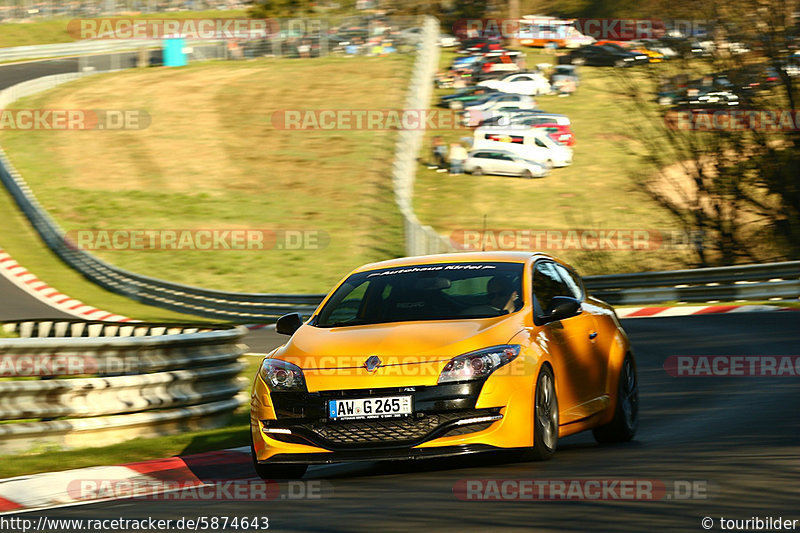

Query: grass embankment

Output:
[413, 49, 693, 275]
[0, 55, 411, 295]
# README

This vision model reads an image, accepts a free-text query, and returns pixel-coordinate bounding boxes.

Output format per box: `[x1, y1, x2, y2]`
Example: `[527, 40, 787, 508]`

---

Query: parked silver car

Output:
[463, 148, 550, 178]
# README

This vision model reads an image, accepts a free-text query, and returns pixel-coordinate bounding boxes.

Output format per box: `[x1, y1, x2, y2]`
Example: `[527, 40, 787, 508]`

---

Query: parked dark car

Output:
[559, 44, 650, 67]
[457, 37, 504, 55]
[656, 36, 708, 58]
[439, 86, 499, 109]
[672, 88, 741, 108]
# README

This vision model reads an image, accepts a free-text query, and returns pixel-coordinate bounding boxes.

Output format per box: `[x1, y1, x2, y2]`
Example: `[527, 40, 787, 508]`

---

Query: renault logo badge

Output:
[364, 355, 381, 372]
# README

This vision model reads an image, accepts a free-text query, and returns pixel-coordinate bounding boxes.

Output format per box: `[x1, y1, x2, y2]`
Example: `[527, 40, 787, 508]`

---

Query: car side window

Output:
[532, 261, 572, 319]
[552, 264, 584, 300]
[535, 138, 547, 148]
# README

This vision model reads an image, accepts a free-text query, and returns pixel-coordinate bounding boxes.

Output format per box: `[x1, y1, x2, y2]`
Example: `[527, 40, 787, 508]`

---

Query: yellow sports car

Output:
[250, 252, 638, 478]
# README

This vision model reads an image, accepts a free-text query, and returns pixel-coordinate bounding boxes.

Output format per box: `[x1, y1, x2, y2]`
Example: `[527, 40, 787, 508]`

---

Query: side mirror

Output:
[546, 296, 581, 322]
[276, 312, 303, 336]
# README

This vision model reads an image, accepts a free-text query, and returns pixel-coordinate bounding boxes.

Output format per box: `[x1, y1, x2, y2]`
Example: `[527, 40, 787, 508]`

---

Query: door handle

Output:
[589, 331, 598, 340]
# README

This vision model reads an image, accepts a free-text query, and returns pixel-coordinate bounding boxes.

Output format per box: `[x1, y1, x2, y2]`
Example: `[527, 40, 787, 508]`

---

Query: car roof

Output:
[352, 252, 559, 273]
[469, 148, 517, 155]
[474, 126, 550, 136]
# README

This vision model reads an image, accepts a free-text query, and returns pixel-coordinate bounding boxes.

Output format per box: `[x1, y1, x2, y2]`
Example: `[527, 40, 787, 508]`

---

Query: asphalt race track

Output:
[11, 311, 799, 532]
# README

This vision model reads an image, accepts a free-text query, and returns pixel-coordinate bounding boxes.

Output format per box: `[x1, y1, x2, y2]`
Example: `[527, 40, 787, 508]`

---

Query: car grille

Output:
[265, 408, 500, 449]
[312, 416, 439, 444]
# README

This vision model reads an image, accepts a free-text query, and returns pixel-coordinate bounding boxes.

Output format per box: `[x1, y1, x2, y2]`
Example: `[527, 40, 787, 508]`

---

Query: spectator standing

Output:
[431, 136, 449, 171]
[449, 142, 468, 175]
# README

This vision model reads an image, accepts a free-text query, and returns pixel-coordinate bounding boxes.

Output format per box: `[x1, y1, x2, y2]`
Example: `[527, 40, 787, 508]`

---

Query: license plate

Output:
[328, 396, 412, 420]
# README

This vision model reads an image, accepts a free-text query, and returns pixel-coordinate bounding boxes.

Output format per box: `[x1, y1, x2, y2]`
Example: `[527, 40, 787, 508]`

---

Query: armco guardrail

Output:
[0, 319, 248, 454]
[584, 261, 800, 305]
[0, 39, 162, 62]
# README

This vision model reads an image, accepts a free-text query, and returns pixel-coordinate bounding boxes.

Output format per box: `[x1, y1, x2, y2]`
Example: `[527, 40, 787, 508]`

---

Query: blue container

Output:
[163, 38, 187, 67]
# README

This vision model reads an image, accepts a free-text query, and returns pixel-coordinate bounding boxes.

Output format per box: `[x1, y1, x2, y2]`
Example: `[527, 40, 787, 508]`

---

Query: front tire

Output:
[525, 365, 558, 461]
[593, 354, 639, 443]
[250, 433, 308, 479]
[472, 166, 483, 176]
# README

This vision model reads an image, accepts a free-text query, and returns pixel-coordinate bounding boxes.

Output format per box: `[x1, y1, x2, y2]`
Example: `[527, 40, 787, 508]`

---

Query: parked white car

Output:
[476, 110, 572, 128]
[461, 94, 536, 127]
[473, 127, 573, 167]
[464, 148, 550, 178]
[478, 72, 552, 96]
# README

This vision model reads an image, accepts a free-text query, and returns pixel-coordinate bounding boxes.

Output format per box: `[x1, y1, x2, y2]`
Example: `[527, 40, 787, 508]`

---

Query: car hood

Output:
[273, 315, 524, 370]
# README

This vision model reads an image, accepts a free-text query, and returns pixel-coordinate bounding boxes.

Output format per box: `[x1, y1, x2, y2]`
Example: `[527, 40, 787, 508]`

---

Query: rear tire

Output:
[524, 365, 558, 461]
[593, 354, 639, 443]
[250, 433, 308, 480]
[472, 166, 483, 176]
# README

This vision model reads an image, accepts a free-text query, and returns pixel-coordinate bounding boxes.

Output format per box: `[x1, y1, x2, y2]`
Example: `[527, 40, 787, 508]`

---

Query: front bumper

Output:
[252, 377, 531, 464]
[261, 444, 524, 464]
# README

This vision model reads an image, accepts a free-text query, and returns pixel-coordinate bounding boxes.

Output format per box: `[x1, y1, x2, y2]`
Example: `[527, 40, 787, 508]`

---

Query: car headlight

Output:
[438, 345, 520, 384]
[259, 358, 306, 391]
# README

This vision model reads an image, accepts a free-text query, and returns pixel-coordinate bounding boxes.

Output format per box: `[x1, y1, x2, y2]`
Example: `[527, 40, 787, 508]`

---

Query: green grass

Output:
[0, 10, 248, 49]
[0, 411, 251, 478]
[0, 181, 206, 321]
[415, 49, 694, 276]
[0, 55, 410, 295]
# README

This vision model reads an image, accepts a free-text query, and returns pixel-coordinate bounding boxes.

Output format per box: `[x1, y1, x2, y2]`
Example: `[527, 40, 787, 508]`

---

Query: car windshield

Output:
[314, 262, 525, 327]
